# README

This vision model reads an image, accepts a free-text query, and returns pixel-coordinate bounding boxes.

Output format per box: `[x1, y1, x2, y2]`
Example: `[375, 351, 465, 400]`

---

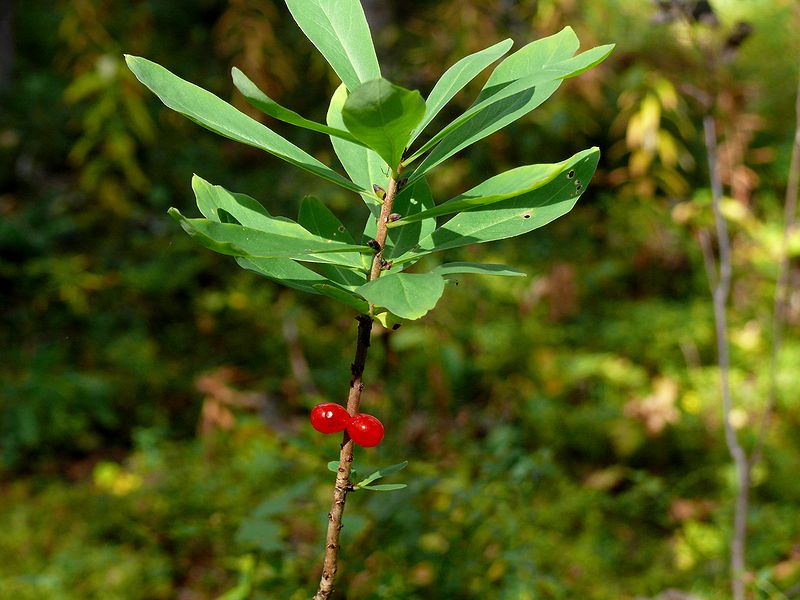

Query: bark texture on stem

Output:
[314, 170, 401, 600]
[314, 314, 372, 600]
[704, 115, 749, 600]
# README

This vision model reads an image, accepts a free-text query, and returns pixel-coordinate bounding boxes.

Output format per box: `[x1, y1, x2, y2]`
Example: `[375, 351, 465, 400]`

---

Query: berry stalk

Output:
[314, 170, 401, 599]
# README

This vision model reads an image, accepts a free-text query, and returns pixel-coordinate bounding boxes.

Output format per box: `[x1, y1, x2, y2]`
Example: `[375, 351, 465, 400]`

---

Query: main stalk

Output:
[314, 170, 402, 600]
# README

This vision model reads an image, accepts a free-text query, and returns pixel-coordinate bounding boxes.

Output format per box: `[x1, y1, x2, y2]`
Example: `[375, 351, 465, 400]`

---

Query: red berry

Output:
[347, 414, 384, 448]
[310, 403, 351, 434]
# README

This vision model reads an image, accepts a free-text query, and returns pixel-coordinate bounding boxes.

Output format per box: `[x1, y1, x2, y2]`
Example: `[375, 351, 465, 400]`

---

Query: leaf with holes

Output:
[394, 147, 600, 264]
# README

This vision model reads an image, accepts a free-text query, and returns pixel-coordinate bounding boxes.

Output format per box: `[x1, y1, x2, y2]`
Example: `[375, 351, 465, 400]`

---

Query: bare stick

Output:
[314, 170, 402, 600]
[704, 115, 750, 600]
[751, 70, 800, 468]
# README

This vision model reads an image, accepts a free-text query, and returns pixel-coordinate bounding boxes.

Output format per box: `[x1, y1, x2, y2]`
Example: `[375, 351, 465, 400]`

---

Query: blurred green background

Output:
[1, 0, 799, 598]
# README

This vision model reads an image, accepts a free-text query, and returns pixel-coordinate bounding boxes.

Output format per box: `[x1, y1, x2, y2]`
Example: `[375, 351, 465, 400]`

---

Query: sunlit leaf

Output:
[232, 67, 364, 145]
[342, 78, 426, 170]
[125, 55, 363, 193]
[356, 272, 445, 319]
[361, 483, 407, 491]
[354, 461, 409, 488]
[299, 195, 368, 287]
[327, 84, 388, 215]
[313, 284, 369, 313]
[391, 148, 597, 226]
[404, 29, 612, 182]
[236, 257, 329, 295]
[395, 148, 600, 263]
[285, 0, 381, 92]
[410, 38, 513, 143]
[431, 263, 526, 277]
[168, 208, 369, 266]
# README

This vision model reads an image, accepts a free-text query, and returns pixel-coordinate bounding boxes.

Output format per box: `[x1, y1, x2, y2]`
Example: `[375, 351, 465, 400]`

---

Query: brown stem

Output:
[704, 115, 749, 600]
[313, 169, 401, 600]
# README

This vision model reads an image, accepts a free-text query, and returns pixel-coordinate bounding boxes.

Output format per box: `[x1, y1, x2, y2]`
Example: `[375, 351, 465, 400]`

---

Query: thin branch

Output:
[696, 228, 718, 292]
[704, 114, 750, 600]
[751, 69, 800, 468]
[314, 169, 402, 600]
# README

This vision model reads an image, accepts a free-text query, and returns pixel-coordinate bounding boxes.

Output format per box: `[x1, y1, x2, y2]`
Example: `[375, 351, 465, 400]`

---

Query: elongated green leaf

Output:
[431, 263, 526, 277]
[299, 196, 367, 287]
[313, 284, 369, 313]
[410, 38, 513, 143]
[192, 175, 272, 227]
[285, 0, 380, 92]
[361, 484, 407, 492]
[327, 84, 388, 215]
[169, 208, 370, 265]
[231, 67, 364, 145]
[395, 148, 600, 264]
[404, 29, 612, 182]
[342, 78, 426, 170]
[124, 55, 362, 193]
[354, 460, 409, 488]
[391, 148, 596, 227]
[298, 195, 355, 244]
[356, 272, 445, 320]
[541, 43, 615, 81]
[190, 176, 364, 270]
[237, 257, 328, 295]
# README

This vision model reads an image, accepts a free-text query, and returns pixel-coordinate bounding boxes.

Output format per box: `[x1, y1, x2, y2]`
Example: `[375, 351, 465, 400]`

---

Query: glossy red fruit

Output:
[347, 413, 384, 448]
[310, 403, 351, 434]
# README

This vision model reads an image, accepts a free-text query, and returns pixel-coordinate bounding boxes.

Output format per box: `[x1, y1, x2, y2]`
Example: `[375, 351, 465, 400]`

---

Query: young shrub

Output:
[125, 1, 613, 596]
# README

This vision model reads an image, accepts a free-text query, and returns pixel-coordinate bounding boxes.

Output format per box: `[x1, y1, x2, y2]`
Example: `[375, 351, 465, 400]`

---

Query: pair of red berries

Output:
[310, 402, 384, 448]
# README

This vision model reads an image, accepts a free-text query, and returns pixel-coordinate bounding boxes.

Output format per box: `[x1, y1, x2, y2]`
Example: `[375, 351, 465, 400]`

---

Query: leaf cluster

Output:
[125, 0, 612, 321]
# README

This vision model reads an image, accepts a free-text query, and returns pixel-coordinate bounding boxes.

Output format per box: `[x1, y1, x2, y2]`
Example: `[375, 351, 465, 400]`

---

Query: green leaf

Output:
[169, 208, 370, 265]
[298, 195, 355, 245]
[356, 272, 445, 319]
[361, 483, 407, 492]
[232, 67, 364, 145]
[354, 461, 409, 488]
[342, 78, 426, 170]
[125, 55, 363, 193]
[313, 284, 369, 313]
[431, 263, 526, 277]
[395, 147, 600, 264]
[236, 257, 329, 295]
[189, 178, 368, 270]
[391, 148, 597, 226]
[299, 195, 367, 288]
[374, 311, 403, 330]
[192, 174, 273, 227]
[285, 0, 381, 92]
[385, 178, 437, 261]
[327, 84, 388, 215]
[404, 29, 612, 181]
[410, 38, 513, 144]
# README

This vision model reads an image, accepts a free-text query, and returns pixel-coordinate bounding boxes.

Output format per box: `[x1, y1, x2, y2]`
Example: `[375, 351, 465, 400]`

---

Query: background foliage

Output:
[1, 0, 799, 598]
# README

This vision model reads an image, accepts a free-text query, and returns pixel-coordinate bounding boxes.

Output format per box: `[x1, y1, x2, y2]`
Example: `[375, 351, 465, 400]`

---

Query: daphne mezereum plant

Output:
[125, 1, 612, 597]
